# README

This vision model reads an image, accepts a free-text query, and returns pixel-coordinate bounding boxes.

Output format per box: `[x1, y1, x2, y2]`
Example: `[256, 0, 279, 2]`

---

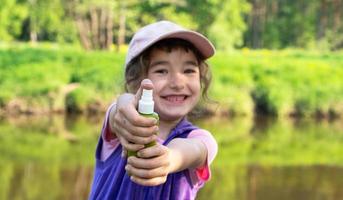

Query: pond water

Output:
[0, 115, 343, 200]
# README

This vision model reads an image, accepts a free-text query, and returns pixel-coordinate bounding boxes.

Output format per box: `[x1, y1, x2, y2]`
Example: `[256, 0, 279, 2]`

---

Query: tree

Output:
[208, 0, 251, 50]
[67, 0, 116, 50]
[244, 0, 343, 50]
[0, 0, 27, 41]
[127, 0, 251, 51]
[26, 0, 64, 43]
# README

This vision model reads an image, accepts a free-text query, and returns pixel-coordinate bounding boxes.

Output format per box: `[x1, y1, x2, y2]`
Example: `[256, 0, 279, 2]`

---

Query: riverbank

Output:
[1, 43, 343, 118]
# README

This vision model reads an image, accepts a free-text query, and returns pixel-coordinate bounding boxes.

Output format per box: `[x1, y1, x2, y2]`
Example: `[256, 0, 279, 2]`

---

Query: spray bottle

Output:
[127, 89, 159, 157]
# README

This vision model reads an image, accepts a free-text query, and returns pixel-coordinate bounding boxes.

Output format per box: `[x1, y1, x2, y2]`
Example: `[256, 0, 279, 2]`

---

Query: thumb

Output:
[134, 79, 154, 105]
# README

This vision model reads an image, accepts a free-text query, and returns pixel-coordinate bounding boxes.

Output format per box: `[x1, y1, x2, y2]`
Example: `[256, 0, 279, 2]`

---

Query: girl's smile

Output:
[147, 47, 201, 122]
[161, 94, 190, 106]
[162, 95, 188, 104]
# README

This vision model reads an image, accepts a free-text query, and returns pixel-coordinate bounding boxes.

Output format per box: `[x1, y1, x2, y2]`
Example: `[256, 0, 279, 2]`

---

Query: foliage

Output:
[3, 0, 342, 50]
[209, 49, 343, 117]
[244, 0, 343, 50]
[0, 44, 124, 113]
[208, 0, 251, 50]
[0, 0, 253, 49]
[0, 0, 28, 41]
[1, 44, 343, 117]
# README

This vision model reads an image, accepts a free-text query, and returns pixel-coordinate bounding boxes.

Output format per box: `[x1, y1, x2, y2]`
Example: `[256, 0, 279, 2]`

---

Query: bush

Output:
[65, 86, 97, 113]
[1, 44, 343, 118]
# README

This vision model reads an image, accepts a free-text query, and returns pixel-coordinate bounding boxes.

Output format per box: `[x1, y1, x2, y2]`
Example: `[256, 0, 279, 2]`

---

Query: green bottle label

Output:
[127, 112, 159, 157]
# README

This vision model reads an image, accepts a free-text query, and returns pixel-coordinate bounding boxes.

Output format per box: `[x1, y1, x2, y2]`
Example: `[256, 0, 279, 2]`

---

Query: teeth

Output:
[166, 96, 185, 102]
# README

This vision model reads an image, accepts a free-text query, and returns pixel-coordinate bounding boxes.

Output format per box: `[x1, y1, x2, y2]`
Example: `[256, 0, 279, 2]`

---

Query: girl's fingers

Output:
[113, 105, 158, 145]
[137, 144, 167, 158]
[127, 133, 157, 145]
[126, 120, 159, 137]
[130, 176, 167, 187]
[115, 119, 157, 145]
[116, 114, 158, 137]
[117, 103, 156, 128]
[127, 155, 168, 169]
[125, 164, 168, 179]
[125, 111, 157, 128]
[118, 136, 144, 152]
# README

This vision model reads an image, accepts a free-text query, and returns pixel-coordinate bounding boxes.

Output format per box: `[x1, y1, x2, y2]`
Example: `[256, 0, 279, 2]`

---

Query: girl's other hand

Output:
[109, 79, 158, 156]
[125, 144, 172, 186]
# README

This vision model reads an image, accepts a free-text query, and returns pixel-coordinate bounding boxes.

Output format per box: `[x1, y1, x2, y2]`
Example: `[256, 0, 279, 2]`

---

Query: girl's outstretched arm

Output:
[167, 138, 208, 172]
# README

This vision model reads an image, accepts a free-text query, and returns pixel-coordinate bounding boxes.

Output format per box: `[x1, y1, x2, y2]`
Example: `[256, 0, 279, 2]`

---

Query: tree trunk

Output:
[333, 0, 341, 33]
[30, 30, 37, 44]
[99, 8, 107, 49]
[271, 0, 278, 14]
[73, 2, 114, 50]
[317, 0, 328, 39]
[106, 8, 113, 49]
[90, 6, 99, 49]
[28, 0, 37, 43]
[117, 0, 126, 52]
[76, 16, 92, 50]
[250, 0, 264, 48]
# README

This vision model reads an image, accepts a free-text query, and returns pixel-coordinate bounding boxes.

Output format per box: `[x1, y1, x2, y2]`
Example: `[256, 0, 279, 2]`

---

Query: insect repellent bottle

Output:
[127, 89, 159, 157]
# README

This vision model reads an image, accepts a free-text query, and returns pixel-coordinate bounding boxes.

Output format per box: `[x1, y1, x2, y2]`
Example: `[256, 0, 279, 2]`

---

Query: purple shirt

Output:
[89, 105, 218, 200]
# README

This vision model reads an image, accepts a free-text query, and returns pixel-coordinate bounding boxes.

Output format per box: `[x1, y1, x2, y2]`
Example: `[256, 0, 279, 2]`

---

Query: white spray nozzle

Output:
[138, 89, 154, 114]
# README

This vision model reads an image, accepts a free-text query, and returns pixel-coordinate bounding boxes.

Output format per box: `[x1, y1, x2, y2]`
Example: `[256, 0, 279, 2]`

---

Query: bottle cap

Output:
[138, 89, 154, 114]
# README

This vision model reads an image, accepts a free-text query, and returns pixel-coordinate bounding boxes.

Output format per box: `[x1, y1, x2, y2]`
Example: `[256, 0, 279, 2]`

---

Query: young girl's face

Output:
[147, 47, 201, 122]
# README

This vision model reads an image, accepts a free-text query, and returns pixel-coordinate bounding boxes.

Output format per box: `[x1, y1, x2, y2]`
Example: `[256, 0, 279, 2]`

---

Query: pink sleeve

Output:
[100, 103, 120, 161]
[187, 129, 218, 186]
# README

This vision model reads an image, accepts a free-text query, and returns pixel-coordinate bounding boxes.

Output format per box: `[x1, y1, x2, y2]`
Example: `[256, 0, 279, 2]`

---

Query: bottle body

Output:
[127, 112, 159, 157]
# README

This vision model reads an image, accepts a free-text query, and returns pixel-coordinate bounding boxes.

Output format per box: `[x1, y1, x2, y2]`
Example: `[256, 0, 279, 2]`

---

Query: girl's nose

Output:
[169, 73, 185, 90]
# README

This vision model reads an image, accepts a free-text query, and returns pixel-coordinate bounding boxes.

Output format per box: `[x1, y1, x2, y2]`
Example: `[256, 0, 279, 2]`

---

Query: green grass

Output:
[209, 50, 343, 117]
[0, 43, 125, 113]
[1, 43, 343, 117]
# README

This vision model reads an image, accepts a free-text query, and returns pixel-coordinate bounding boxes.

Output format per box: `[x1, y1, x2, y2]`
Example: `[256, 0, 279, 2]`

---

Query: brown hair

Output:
[125, 38, 212, 102]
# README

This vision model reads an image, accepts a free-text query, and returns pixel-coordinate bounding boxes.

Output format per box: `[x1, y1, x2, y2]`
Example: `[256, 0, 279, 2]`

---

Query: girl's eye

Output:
[184, 68, 196, 74]
[154, 69, 168, 74]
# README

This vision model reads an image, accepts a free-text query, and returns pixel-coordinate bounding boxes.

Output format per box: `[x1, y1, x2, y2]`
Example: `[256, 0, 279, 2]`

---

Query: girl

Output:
[89, 21, 218, 200]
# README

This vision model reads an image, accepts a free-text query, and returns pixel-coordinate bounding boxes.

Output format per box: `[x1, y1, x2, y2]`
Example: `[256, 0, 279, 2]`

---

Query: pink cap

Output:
[125, 20, 215, 67]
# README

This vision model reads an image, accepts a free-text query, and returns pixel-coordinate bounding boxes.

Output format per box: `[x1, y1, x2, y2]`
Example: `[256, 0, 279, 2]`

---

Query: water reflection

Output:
[1, 163, 92, 200]
[0, 115, 343, 200]
[198, 165, 343, 200]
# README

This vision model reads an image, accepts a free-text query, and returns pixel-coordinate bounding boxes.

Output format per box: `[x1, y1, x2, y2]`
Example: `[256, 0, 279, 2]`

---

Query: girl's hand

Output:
[109, 79, 158, 156]
[125, 144, 172, 186]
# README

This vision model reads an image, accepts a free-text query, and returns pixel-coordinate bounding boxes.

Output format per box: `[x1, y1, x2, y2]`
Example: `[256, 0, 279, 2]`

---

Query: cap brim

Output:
[161, 31, 215, 59]
[139, 30, 215, 61]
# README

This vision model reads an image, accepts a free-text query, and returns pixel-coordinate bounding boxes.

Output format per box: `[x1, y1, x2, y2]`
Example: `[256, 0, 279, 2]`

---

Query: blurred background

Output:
[0, 0, 343, 199]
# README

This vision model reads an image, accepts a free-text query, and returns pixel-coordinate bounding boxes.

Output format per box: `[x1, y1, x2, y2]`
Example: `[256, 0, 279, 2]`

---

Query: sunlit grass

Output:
[1, 43, 343, 117]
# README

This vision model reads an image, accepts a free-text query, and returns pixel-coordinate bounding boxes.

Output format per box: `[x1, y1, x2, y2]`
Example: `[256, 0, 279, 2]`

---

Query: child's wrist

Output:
[166, 147, 180, 174]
